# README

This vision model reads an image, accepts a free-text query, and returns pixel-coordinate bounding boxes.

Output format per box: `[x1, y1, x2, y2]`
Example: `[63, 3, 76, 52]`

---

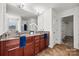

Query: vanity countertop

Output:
[0, 37, 19, 41]
[0, 32, 49, 41]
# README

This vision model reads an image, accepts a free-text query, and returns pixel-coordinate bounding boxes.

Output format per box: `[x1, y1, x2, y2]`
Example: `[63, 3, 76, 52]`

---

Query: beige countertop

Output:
[26, 33, 42, 37]
[0, 33, 45, 41]
[0, 37, 19, 41]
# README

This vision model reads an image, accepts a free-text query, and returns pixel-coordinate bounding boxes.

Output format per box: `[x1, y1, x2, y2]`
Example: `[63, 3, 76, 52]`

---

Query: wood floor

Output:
[37, 42, 79, 56]
[37, 37, 79, 56]
[37, 44, 79, 56]
[63, 36, 73, 48]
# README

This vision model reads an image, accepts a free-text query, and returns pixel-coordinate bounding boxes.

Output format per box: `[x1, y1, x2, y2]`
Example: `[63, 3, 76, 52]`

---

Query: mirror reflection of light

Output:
[34, 7, 45, 15]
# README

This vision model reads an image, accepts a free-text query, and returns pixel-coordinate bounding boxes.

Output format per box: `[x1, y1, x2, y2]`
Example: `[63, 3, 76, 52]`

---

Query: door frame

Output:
[61, 15, 74, 48]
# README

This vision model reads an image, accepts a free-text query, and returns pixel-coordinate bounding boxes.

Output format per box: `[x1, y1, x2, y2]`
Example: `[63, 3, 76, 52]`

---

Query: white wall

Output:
[51, 9, 61, 46]
[38, 8, 54, 48]
[38, 9, 52, 31]
[0, 4, 7, 35]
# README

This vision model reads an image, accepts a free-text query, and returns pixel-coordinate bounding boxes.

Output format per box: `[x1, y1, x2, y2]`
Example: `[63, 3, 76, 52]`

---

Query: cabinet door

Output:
[5, 39, 23, 56]
[40, 39, 45, 51]
[0, 41, 6, 56]
[34, 36, 40, 54]
[16, 48, 23, 56]
[8, 48, 17, 56]
[24, 42, 34, 56]
[35, 46, 39, 54]
[8, 47, 23, 56]
[45, 39, 49, 48]
[0, 42, 1, 56]
[45, 34, 49, 48]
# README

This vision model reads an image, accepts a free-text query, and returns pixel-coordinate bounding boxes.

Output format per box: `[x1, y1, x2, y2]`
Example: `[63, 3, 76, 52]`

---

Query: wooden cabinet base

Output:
[0, 33, 49, 56]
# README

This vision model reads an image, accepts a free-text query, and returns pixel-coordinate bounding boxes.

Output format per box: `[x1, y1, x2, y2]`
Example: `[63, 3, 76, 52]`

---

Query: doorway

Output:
[61, 15, 74, 48]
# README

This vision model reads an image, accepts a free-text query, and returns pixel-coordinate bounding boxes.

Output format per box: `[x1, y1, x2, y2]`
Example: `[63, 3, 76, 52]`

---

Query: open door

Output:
[61, 15, 74, 48]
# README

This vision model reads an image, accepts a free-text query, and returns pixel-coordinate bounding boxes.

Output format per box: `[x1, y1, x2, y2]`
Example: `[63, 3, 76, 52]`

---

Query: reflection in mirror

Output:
[8, 18, 17, 31]
[9, 18, 17, 31]
[8, 18, 18, 38]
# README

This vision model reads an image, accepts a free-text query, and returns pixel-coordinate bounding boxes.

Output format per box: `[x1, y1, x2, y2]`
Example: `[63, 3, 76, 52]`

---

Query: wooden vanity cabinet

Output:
[0, 33, 49, 56]
[24, 36, 34, 56]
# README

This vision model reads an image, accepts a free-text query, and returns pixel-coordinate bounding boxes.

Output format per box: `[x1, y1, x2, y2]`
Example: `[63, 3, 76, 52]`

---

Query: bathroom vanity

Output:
[0, 32, 49, 56]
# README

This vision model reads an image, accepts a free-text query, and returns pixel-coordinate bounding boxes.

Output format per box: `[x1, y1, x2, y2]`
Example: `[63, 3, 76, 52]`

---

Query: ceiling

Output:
[7, 4, 37, 18]
[23, 3, 79, 12]
[8, 3, 79, 18]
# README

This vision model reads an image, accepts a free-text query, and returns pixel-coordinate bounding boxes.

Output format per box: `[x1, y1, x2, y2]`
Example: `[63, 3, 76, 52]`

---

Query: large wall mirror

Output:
[7, 14, 21, 32]
[8, 18, 18, 31]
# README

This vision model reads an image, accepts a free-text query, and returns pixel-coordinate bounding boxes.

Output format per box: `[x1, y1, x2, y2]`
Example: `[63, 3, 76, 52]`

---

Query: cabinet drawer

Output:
[35, 36, 39, 40]
[27, 37, 34, 43]
[35, 39, 39, 43]
[35, 47, 39, 54]
[40, 35, 44, 39]
[5, 39, 19, 46]
[8, 49, 16, 56]
[5, 39, 19, 50]
[6, 39, 19, 43]
[8, 46, 23, 56]
[6, 44, 19, 50]
[35, 43, 39, 47]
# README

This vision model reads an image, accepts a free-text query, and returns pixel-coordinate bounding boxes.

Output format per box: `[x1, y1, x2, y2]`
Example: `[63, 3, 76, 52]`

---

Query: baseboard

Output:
[48, 43, 56, 48]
